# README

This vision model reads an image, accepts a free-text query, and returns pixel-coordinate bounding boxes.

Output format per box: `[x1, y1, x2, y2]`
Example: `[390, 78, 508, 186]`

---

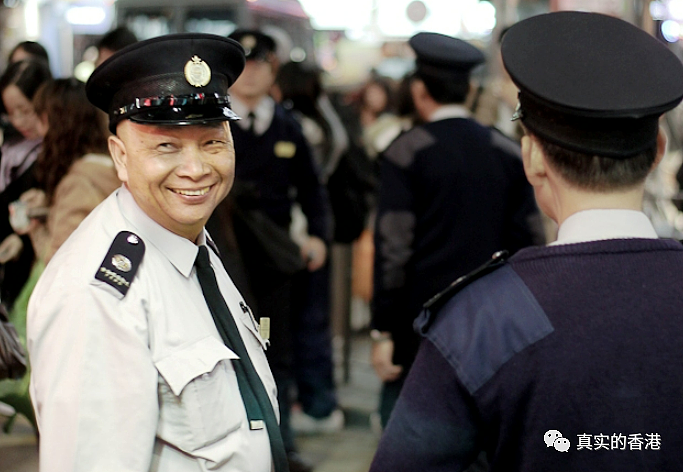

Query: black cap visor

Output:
[109, 93, 240, 132]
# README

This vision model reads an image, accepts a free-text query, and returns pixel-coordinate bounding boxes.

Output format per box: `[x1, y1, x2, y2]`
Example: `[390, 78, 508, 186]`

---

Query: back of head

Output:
[96, 27, 138, 67]
[97, 26, 138, 54]
[409, 32, 484, 104]
[276, 61, 321, 116]
[501, 12, 683, 190]
[0, 59, 53, 112]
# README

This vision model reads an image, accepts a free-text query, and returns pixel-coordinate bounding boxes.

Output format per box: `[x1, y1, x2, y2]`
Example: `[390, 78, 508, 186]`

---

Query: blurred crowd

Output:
[2, 19, 683, 472]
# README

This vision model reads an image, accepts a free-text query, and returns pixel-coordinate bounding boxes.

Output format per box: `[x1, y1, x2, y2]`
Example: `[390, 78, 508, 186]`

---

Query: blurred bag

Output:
[327, 144, 376, 243]
[232, 202, 306, 276]
[0, 303, 27, 380]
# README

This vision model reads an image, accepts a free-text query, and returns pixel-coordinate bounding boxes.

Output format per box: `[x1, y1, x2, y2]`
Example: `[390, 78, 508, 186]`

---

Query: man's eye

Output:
[205, 140, 227, 149]
[157, 143, 176, 151]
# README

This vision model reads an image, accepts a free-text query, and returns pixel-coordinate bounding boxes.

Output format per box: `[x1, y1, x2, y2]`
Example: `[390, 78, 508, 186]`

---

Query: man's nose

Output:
[177, 148, 208, 178]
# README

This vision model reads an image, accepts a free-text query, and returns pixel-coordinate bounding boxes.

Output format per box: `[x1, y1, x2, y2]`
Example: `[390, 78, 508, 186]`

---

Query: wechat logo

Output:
[544, 430, 571, 452]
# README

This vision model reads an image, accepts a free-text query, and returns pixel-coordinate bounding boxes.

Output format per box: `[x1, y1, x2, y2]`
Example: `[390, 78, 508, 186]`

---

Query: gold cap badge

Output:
[241, 35, 257, 55]
[184, 55, 211, 87]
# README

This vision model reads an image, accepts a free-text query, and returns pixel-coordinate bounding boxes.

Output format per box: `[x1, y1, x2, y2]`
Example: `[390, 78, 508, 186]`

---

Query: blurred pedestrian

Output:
[95, 26, 138, 67]
[274, 61, 347, 435]
[370, 12, 683, 471]
[1, 77, 118, 435]
[8, 41, 49, 66]
[0, 60, 51, 309]
[29, 33, 286, 472]
[371, 31, 544, 428]
[206, 29, 330, 472]
[14, 77, 119, 263]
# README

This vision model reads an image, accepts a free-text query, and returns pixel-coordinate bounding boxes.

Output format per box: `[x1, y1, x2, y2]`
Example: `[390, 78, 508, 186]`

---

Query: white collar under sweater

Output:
[551, 209, 658, 246]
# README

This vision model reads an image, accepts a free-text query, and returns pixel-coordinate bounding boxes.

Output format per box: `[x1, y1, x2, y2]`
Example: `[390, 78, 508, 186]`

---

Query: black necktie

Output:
[194, 246, 289, 472]
[247, 111, 257, 135]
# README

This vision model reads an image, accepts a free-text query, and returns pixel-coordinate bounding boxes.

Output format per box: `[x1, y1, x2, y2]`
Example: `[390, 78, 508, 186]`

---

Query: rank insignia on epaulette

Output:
[95, 231, 145, 296]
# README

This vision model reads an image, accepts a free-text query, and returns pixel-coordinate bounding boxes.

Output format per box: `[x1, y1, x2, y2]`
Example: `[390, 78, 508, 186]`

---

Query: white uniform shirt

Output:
[232, 96, 275, 136]
[27, 186, 276, 472]
[551, 209, 659, 245]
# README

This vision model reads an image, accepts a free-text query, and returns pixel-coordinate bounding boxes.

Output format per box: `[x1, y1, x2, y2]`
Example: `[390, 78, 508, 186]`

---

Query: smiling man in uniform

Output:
[27, 34, 289, 472]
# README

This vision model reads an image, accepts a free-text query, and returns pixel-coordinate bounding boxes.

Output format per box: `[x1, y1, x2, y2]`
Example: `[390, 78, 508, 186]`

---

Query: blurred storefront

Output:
[0, 0, 315, 77]
[0, 0, 671, 84]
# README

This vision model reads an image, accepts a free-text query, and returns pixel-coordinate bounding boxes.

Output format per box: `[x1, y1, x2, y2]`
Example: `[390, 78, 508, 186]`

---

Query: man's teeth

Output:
[174, 188, 209, 196]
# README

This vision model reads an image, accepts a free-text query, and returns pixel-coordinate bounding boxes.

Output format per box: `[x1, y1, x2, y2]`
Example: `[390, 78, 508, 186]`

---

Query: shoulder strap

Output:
[94, 231, 145, 297]
[419, 250, 508, 333]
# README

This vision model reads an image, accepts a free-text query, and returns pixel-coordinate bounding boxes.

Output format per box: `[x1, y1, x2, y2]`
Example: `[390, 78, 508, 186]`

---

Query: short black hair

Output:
[415, 72, 469, 105]
[97, 26, 138, 53]
[535, 132, 657, 192]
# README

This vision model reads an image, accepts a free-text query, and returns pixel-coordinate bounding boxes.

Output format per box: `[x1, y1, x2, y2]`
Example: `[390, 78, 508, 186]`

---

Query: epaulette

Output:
[418, 250, 508, 333]
[94, 231, 145, 297]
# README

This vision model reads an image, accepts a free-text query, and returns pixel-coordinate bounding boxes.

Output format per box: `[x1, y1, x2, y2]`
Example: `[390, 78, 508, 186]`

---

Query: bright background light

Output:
[66, 6, 107, 26]
[662, 19, 681, 42]
[298, 0, 373, 32]
[298, 0, 496, 38]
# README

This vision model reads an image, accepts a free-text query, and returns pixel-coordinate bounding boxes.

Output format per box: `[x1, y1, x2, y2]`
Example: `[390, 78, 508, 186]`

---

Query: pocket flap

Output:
[155, 337, 238, 396]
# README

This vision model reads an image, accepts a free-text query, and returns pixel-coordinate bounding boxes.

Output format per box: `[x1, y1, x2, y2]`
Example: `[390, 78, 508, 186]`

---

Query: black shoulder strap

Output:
[94, 231, 145, 297]
[419, 250, 508, 332]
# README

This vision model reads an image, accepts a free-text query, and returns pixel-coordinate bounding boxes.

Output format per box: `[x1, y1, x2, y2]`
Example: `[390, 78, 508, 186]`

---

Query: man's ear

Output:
[108, 133, 129, 184]
[521, 135, 547, 187]
[653, 126, 668, 169]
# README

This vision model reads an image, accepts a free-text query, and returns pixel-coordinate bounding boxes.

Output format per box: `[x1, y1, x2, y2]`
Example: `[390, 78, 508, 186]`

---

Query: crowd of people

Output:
[0, 10, 682, 472]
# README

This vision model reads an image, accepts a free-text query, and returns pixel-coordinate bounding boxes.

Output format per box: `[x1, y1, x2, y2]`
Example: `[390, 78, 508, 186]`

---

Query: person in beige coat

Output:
[11, 77, 119, 263]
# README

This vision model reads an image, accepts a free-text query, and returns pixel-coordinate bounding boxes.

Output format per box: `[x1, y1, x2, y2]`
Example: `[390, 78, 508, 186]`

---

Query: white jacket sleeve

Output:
[28, 284, 158, 472]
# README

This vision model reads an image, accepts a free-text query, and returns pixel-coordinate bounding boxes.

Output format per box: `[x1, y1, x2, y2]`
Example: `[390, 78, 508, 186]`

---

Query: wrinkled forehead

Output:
[116, 119, 232, 141]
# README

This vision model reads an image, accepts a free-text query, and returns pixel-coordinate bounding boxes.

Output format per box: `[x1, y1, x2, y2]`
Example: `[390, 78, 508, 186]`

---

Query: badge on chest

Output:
[274, 141, 296, 158]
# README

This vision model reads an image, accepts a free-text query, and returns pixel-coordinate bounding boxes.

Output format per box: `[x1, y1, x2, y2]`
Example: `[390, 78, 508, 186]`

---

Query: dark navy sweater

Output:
[370, 238, 683, 472]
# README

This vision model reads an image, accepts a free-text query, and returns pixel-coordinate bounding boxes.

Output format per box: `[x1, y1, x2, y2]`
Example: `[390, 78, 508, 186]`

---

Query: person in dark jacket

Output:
[206, 29, 330, 472]
[370, 11, 683, 472]
[370, 31, 544, 427]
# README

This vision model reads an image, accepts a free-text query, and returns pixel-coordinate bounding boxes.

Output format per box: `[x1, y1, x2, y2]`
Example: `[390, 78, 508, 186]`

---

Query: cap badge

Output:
[112, 254, 132, 272]
[240, 35, 257, 56]
[184, 55, 211, 88]
[241, 35, 257, 50]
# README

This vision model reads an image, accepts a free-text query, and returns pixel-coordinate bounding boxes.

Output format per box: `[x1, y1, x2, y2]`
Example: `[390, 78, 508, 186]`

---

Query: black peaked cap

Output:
[228, 29, 276, 61]
[410, 32, 484, 79]
[86, 33, 246, 132]
[502, 11, 683, 158]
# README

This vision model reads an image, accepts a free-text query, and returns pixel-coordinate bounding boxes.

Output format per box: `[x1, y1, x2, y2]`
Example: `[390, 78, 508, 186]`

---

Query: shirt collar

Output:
[551, 209, 659, 246]
[429, 104, 471, 122]
[117, 185, 200, 277]
[231, 96, 275, 135]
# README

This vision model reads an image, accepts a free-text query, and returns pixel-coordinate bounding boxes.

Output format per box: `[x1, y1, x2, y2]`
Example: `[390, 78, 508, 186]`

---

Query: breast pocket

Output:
[154, 336, 243, 453]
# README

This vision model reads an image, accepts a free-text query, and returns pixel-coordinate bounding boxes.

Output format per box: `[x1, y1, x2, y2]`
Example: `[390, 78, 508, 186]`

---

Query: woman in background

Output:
[0, 60, 51, 308]
[0, 78, 119, 432]
[16, 77, 119, 263]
